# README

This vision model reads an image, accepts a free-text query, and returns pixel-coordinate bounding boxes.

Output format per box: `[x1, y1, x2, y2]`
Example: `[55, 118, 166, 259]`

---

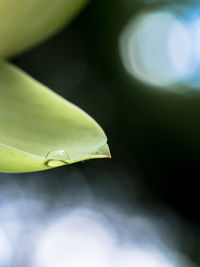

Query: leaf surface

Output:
[0, 61, 110, 172]
[0, 0, 88, 58]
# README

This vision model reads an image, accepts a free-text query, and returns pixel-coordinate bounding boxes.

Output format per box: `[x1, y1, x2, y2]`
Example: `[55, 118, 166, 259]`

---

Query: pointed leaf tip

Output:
[95, 143, 111, 159]
[0, 60, 110, 173]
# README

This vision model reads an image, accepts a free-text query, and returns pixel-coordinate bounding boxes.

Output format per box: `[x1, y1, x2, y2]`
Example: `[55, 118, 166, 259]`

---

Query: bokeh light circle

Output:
[119, 10, 192, 88]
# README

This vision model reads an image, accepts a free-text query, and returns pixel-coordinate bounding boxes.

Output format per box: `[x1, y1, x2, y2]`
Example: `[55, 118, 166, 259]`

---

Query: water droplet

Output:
[46, 150, 69, 160]
[46, 160, 66, 167]
[45, 150, 70, 167]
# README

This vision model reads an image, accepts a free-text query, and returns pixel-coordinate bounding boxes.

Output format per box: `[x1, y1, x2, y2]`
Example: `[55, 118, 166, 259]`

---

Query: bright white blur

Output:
[0, 178, 195, 267]
[33, 209, 115, 267]
[0, 227, 12, 266]
[119, 8, 200, 89]
[113, 247, 176, 267]
[33, 209, 179, 267]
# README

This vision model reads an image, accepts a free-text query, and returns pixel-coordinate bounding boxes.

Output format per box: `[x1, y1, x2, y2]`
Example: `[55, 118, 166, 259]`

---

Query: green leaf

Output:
[0, 0, 88, 58]
[0, 60, 110, 173]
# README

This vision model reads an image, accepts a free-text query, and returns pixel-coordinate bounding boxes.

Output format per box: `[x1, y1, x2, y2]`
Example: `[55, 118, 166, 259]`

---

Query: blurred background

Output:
[1, 0, 200, 266]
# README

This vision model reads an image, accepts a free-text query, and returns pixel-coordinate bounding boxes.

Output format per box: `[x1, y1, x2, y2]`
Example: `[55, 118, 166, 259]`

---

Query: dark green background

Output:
[1, 0, 200, 265]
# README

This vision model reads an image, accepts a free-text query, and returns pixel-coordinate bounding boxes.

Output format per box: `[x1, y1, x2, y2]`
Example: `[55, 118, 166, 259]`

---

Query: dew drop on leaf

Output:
[46, 160, 66, 167]
[46, 150, 70, 161]
[45, 150, 70, 167]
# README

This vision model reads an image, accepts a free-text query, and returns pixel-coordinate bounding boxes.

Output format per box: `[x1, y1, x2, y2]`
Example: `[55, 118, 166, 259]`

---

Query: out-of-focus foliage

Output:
[0, 0, 88, 58]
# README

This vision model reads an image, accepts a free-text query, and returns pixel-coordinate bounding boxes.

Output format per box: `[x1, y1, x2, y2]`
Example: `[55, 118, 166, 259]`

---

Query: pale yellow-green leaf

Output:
[0, 0, 88, 58]
[0, 60, 110, 173]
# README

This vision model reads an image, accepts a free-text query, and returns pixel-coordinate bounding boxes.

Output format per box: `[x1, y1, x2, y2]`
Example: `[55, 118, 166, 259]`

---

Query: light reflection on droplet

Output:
[46, 160, 66, 167]
[46, 150, 70, 167]
[46, 150, 70, 161]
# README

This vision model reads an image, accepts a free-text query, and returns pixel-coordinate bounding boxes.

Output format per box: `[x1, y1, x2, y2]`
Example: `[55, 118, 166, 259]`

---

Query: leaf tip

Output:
[96, 142, 111, 159]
